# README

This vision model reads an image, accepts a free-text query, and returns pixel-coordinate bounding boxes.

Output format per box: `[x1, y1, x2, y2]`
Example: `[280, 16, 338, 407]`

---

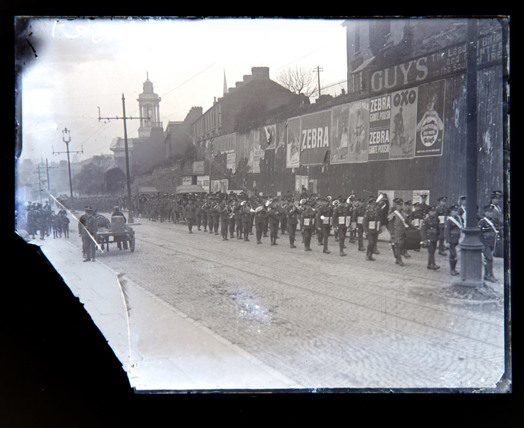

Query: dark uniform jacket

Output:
[301, 207, 316, 229]
[420, 214, 440, 242]
[479, 216, 501, 248]
[333, 204, 350, 228]
[287, 205, 300, 225]
[445, 215, 463, 245]
[363, 205, 381, 234]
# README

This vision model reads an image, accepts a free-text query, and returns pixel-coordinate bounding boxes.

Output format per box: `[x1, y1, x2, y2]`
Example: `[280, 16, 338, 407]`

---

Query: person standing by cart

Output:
[79, 206, 98, 262]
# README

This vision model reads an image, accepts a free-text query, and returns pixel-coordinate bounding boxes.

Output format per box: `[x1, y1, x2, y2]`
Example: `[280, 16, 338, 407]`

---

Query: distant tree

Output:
[104, 167, 126, 194]
[276, 66, 316, 98]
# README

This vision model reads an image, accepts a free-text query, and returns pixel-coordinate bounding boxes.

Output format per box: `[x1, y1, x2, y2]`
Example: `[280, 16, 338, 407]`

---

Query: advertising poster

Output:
[300, 110, 331, 166]
[348, 100, 369, 163]
[226, 150, 236, 172]
[286, 117, 301, 169]
[368, 94, 391, 161]
[389, 87, 418, 159]
[262, 124, 277, 150]
[251, 128, 264, 173]
[415, 79, 445, 157]
[330, 104, 350, 164]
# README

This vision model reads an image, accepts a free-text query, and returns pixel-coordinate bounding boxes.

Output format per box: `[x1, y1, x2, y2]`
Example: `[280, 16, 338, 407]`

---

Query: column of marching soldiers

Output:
[136, 189, 503, 283]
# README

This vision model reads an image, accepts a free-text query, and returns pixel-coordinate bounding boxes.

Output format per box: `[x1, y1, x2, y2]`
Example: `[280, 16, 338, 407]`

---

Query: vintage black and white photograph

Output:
[13, 16, 510, 398]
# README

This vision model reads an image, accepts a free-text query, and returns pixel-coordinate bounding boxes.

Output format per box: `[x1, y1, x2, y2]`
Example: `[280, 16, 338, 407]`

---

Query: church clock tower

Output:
[137, 73, 162, 139]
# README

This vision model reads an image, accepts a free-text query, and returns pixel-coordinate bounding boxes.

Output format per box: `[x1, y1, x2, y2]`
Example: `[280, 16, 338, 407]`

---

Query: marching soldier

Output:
[219, 200, 230, 241]
[300, 199, 316, 251]
[318, 197, 333, 254]
[201, 199, 209, 232]
[362, 196, 382, 261]
[479, 204, 502, 282]
[279, 199, 288, 235]
[420, 205, 441, 270]
[211, 199, 220, 235]
[332, 198, 350, 256]
[254, 201, 267, 244]
[228, 200, 236, 239]
[436, 196, 449, 255]
[267, 200, 280, 246]
[185, 196, 196, 233]
[445, 204, 463, 276]
[241, 200, 252, 242]
[347, 194, 357, 243]
[387, 198, 408, 266]
[195, 195, 202, 231]
[351, 198, 366, 252]
[286, 200, 301, 248]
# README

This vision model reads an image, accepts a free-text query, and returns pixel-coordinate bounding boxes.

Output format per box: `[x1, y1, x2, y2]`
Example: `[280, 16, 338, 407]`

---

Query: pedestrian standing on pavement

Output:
[420, 205, 441, 270]
[79, 206, 98, 262]
[363, 197, 381, 261]
[445, 204, 463, 276]
[387, 198, 408, 266]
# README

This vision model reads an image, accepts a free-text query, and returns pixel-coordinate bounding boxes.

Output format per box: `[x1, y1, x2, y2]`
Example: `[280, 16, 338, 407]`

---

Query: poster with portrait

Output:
[415, 80, 445, 157]
[286, 117, 301, 169]
[389, 87, 418, 159]
[330, 104, 350, 164]
[347, 100, 369, 163]
[262, 124, 277, 150]
[368, 94, 391, 161]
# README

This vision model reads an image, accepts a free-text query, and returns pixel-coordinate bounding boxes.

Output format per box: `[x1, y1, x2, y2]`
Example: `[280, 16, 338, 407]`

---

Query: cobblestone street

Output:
[40, 213, 507, 390]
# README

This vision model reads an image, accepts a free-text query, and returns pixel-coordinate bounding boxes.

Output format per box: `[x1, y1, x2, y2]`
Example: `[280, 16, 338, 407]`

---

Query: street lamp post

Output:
[454, 19, 484, 289]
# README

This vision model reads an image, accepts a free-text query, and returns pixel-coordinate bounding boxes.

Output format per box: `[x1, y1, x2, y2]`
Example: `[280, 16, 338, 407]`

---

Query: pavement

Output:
[31, 234, 302, 392]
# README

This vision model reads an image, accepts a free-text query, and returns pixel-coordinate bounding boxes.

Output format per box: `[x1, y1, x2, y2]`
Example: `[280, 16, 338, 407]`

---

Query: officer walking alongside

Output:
[363, 196, 381, 261]
[479, 204, 502, 282]
[420, 205, 441, 270]
[387, 198, 408, 266]
[445, 204, 463, 276]
[436, 196, 449, 255]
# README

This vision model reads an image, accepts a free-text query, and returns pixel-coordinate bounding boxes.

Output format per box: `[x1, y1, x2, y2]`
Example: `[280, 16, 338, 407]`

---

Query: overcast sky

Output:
[18, 17, 349, 164]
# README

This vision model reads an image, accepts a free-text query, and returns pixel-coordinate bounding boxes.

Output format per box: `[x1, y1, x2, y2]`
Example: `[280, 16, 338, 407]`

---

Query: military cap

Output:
[393, 197, 403, 204]
[449, 204, 460, 211]
[420, 194, 428, 198]
[367, 196, 376, 204]
[428, 205, 437, 211]
[459, 195, 467, 201]
[491, 190, 502, 198]
[437, 196, 447, 202]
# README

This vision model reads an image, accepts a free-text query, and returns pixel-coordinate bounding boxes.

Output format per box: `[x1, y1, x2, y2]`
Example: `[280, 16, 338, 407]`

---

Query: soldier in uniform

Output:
[318, 197, 333, 254]
[279, 199, 288, 235]
[211, 199, 221, 235]
[436, 196, 449, 255]
[332, 198, 350, 256]
[254, 201, 267, 244]
[300, 199, 316, 251]
[267, 200, 280, 246]
[241, 200, 252, 242]
[458, 195, 467, 228]
[195, 195, 202, 231]
[363, 196, 381, 261]
[479, 204, 502, 282]
[420, 205, 441, 270]
[60, 209, 70, 238]
[201, 198, 209, 232]
[445, 204, 463, 276]
[387, 198, 408, 266]
[286, 200, 301, 248]
[219, 200, 230, 241]
[419, 193, 430, 218]
[351, 198, 366, 252]
[184, 196, 195, 233]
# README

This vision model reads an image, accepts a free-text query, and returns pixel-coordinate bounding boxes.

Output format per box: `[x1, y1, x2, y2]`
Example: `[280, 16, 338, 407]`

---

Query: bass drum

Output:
[405, 227, 421, 250]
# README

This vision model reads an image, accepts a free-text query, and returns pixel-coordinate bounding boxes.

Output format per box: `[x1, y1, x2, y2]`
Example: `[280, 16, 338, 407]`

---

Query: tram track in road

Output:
[132, 222, 504, 354]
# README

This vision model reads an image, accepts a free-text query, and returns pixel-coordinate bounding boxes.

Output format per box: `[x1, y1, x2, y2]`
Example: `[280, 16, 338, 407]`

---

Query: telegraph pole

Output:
[98, 93, 148, 223]
[313, 66, 324, 98]
[53, 128, 83, 212]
